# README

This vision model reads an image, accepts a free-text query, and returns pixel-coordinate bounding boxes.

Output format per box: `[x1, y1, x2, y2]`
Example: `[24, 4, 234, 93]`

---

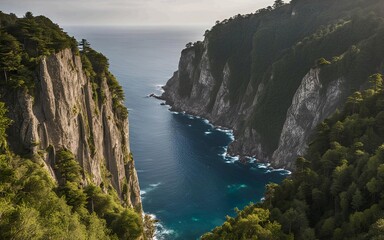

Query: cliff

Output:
[0, 12, 148, 239]
[162, 0, 384, 169]
[202, 76, 384, 239]
[271, 69, 345, 168]
[2, 48, 141, 210]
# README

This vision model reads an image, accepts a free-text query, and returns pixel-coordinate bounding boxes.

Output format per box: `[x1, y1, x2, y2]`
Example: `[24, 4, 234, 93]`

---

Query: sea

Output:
[65, 25, 289, 240]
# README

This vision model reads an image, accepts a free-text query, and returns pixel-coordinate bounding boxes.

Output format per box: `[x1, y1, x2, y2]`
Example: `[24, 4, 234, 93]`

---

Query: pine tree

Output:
[79, 39, 90, 52]
[0, 31, 21, 82]
[273, 0, 285, 9]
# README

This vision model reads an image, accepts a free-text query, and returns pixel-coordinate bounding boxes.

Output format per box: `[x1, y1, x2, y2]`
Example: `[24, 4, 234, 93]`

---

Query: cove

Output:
[65, 26, 289, 239]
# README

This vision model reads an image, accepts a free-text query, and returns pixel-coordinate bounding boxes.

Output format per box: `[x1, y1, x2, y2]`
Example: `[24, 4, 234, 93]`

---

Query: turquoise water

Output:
[65, 26, 289, 239]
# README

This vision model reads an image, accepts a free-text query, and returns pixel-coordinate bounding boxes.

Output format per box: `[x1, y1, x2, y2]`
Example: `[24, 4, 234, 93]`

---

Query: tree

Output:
[3, 206, 44, 240]
[0, 102, 12, 151]
[55, 150, 82, 183]
[296, 157, 310, 172]
[347, 91, 363, 114]
[273, 0, 285, 9]
[349, 211, 364, 233]
[369, 73, 383, 92]
[352, 189, 364, 210]
[265, 183, 279, 207]
[79, 39, 90, 53]
[320, 217, 335, 238]
[0, 31, 22, 82]
[368, 219, 384, 240]
[282, 208, 296, 233]
[366, 177, 380, 198]
[58, 182, 87, 213]
[330, 121, 344, 142]
[110, 209, 143, 240]
[24, 12, 34, 19]
[185, 42, 192, 48]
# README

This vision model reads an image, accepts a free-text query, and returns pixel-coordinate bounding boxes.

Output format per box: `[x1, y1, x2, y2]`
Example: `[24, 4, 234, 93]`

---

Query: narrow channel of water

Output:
[65, 26, 289, 239]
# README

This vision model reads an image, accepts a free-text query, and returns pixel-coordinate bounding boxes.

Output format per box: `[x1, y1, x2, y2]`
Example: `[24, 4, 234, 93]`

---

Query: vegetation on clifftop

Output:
[0, 12, 145, 239]
[180, 0, 384, 154]
[202, 74, 384, 239]
[0, 11, 77, 92]
[0, 11, 128, 120]
[198, 1, 384, 238]
[80, 42, 128, 120]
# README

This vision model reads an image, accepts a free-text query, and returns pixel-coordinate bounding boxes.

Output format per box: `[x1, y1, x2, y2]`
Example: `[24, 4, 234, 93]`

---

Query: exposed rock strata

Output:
[162, 41, 347, 169]
[3, 49, 141, 210]
[272, 69, 344, 168]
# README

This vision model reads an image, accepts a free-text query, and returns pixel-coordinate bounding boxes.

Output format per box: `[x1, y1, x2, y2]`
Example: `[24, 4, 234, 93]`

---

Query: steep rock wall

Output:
[162, 43, 348, 169]
[4, 49, 141, 210]
[161, 0, 384, 169]
[272, 69, 345, 168]
[162, 40, 270, 163]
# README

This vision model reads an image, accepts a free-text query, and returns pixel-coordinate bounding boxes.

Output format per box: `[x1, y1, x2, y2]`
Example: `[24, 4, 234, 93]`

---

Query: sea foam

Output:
[140, 182, 162, 199]
[145, 213, 176, 240]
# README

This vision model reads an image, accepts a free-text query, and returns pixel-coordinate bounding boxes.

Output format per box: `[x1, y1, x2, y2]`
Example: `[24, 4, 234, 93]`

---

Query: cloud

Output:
[1, 0, 275, 26]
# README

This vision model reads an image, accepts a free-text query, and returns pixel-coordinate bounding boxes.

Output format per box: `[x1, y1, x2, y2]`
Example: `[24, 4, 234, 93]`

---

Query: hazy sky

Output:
[1, 0, 275, 26]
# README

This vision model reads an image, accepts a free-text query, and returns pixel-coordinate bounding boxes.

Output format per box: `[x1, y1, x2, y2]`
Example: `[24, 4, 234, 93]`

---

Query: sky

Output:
[1, 0, 275, 26]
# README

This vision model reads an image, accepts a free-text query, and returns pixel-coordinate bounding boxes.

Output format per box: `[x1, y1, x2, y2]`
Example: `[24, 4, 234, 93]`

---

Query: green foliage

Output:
[0, 148, 142, 239]
[0, 12, 140, 239]
[201, 206, 289, 240]
[0, 11, 128, 120]
[0, 103, 141, 239]
[80, 46, 128, 120]
[54, 149, 143, 238]
[85, 184, 143, 239]
[0, 30, 22, 81]
[369, 73, 383, 92]
[203, 81, 384, 239]
[0, 153, 107, 240]
[55, 149, 82, 183]
[110, 209, 143, 240]
[185, 0, 384, 153]
[0, 12, 78, 92]
[0, 102, 12, 151]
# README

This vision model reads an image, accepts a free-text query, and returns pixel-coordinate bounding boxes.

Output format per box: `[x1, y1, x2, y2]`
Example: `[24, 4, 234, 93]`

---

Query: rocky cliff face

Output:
[162, 40, 271, 164]
[3, 49, 141, 210]
[162, 0, 384, 170]
[162, 43, 348, 169]
[271, 69, 345, 168]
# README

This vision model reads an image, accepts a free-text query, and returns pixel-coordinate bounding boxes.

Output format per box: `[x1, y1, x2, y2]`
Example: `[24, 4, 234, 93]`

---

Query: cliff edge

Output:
[162, 0, 384, 169]
[3, 48, 141, 210]
[0, 12, 149, 239]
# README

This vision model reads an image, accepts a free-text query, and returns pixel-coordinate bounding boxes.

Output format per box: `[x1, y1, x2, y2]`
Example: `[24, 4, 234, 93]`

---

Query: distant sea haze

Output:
[65, 25, 289, 240]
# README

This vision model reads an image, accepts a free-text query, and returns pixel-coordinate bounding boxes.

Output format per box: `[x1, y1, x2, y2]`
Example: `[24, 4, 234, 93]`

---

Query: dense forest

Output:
[196, 0, 384, 238]
[202, 74, 384, 239]
[0, 12, 149, 239]
[180, 0, 384, 157]
[0, 11, 78, 92]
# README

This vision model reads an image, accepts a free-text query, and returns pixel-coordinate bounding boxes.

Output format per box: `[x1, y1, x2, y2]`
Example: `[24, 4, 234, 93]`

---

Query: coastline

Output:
[151, 93, 291, 176]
